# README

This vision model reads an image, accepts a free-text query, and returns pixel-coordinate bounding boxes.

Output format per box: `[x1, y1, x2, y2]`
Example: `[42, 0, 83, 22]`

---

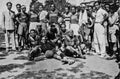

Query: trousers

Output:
[5, 30, 16, 50]
[93, 23, 106, 55]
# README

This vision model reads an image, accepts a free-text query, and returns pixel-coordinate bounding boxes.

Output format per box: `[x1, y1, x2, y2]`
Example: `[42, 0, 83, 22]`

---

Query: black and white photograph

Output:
[0, 0, 120, 79]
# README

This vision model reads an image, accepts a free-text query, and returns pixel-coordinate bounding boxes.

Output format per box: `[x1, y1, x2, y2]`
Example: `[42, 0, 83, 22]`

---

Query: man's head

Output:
[68, 30, 74, 37]
[51, 4, 55, 11]
[30, 5, 35, 11]
[6, 2, 12, 10]
[94, 1, 100, 10]
[16, 4, 21, 12]
[61, 24, 66, 32]
[50, 24, 56, 32]
[41, 37, 46, 43]
[39, 5, 43, 11]
[65, 6, 70, 13]
[30, 29, 37, 37]
[105, 4, 110, 12]
[88, 6, 93, 12]
[21, 5, 26, 12]
[71, 6, 76, 14]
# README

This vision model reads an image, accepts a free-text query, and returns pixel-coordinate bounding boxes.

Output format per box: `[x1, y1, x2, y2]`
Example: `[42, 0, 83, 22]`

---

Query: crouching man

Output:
[63, 30, 86, 59]
[28, 32, 75, 65]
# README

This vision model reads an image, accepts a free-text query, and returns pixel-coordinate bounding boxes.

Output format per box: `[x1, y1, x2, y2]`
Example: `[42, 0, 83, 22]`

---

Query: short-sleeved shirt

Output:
[46, 10, 61, 23]
[63, 12, 72, 21]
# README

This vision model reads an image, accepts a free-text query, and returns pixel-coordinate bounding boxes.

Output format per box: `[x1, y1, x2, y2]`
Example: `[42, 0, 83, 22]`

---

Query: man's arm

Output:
[1, 12, 5, 32]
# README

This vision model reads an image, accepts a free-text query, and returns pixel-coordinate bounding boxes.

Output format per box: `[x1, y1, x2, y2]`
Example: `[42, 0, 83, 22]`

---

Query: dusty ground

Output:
[0, 49, 119, 79]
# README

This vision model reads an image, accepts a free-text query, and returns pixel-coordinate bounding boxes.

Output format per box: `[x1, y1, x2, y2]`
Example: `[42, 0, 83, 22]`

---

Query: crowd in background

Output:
[1, 0, 120, 64]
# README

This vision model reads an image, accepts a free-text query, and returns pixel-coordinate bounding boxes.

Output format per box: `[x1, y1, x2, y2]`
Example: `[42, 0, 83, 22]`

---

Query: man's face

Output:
[69, 31, 73, 37]
[31, 5, 34, 11]
[65, 7, 69, 13]
[71, 7, 76, 13]
[105, 5, 109, 12]
[51, 5, 55, 11]
[41, 37, 46, 43]
[95, 2, 99, 10]
[7, 3, 12, 10]
[30, 31, 36, 37]
[16, 5, 21, 12]
[88, 7, 92, 12]
[22, 7, 26, 12]
[39, 5, 43, 11]
[61, 25, 66, 31]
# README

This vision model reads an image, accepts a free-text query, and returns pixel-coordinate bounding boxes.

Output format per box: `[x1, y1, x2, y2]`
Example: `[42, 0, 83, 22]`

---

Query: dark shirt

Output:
[46, 10, 61, 23]
[46, 28, 58, 40]
[15, 12, 29, 23]
[28, 11, 39, 22]
[15, 12, 21, 26]
[40, 41, 56, 53]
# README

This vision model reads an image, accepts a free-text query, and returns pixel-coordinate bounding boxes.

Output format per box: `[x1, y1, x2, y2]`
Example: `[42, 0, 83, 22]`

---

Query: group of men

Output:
[1, 0, 120, 63]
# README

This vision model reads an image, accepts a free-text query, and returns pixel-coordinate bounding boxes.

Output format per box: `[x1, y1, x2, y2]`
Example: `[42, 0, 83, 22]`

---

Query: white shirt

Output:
[39, 10, 48, 21]
[95, 8, 108, 23]
[109, 12, 118, 25]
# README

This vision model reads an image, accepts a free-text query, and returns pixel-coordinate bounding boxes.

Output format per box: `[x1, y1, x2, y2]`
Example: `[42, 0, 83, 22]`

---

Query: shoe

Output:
[68, 60, 75, 65]
[100, 55, 106, 58]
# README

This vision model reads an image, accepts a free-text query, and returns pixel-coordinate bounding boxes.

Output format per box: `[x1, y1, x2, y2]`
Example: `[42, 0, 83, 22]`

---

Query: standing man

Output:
[38, 5, 48, 35]
[93, 2, 108, 57]
[2, 2, 16, 52]
[63, 6, 72, 30]
[16, 5, 29, 51]
[15, 4, 22, 50]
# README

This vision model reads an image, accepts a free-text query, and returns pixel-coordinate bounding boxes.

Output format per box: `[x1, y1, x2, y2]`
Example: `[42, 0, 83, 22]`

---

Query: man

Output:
[63, 6, 72, 30]
[46, 4, 61, 34]
[15, 4, 22, 50]
[29, 0, 42, 14]
[46, 24, 58, 42]
[16, 5, 29, 51]
[63, 30, 85, 58]
[108, 7, 119, 57]
[15, 4, 22, 31]
[2, 2, 16, 52]
[38, 5, 48, 35]
[93, 2, 108, 57]
[28, 5, 39, 32]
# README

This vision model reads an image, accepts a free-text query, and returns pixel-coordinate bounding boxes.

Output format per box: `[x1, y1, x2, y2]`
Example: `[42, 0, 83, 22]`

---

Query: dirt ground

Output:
[0, 49, 119, 79]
